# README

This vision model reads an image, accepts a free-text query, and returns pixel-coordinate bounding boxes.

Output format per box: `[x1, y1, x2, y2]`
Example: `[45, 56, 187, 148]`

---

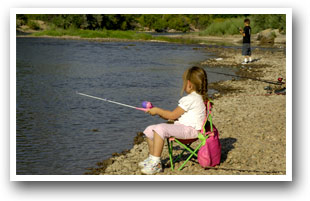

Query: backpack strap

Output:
[207, 100, 213, 133]
[200, 98, 214, 135]
[198, 99, 214, 145]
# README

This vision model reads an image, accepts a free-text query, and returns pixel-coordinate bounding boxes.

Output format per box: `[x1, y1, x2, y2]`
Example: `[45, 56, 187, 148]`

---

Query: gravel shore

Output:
[85, 44, 287, 176]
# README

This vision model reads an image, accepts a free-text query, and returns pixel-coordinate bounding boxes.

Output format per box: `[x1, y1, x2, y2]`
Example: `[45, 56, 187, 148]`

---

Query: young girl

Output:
[140, 66, 209, 174]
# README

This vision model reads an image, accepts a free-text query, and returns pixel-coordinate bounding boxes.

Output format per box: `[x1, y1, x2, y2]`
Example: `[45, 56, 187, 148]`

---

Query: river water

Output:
[16, 37, 236, 175]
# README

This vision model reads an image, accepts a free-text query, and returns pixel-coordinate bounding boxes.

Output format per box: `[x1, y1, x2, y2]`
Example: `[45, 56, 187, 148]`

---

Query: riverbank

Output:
[85, 44, 287, 175]
[163, 30, 286, 47]
[17, 26, 286, 47]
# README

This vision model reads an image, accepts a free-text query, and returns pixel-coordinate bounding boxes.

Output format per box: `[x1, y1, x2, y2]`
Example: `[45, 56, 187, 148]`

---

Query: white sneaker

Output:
[138, 157, 151, 168]
[141, 161, 162, 175]
[241, 61, 248, 64]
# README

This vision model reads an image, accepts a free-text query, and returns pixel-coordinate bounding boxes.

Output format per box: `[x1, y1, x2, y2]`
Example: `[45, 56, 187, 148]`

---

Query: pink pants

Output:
[143, 122, 199, 141]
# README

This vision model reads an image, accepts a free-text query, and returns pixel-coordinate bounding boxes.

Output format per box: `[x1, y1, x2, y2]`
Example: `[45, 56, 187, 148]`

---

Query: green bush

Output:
[27, 20, 41, 30]
[199, 15, 286, 36]
[251, 14, 286, 33]
[16, 14, 28, 27]
[199, 18, 244, 36]
[19, 14, 286, 36]
[188, 14, 212, 30]
[138, 14, 192, 32]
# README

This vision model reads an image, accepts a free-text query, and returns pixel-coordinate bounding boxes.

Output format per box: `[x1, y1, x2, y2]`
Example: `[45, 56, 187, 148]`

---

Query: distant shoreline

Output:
[16, 34, 168, 44]
[16, 30, 286, 48]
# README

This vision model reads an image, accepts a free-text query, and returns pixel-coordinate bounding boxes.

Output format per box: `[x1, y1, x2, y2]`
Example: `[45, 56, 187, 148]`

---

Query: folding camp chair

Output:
[167, 100, 214, 171]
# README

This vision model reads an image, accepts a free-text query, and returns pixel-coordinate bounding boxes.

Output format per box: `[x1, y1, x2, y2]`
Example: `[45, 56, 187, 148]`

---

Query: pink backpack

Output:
[197, 101, 221, 168]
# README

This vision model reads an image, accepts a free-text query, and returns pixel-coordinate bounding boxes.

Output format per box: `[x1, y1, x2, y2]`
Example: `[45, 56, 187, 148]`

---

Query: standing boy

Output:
[240, 18, 252, 64]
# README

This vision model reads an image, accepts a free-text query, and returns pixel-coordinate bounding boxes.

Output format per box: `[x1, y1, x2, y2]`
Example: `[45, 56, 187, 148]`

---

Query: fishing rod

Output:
[228, 18, 242, 33]
[77, 92, 153, 112]
[206, 70, 284, 85]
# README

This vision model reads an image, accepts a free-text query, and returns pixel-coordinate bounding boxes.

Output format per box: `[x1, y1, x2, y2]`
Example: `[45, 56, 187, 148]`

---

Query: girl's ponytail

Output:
[181, 66, 212, 109]
[199, 68, 209, 103]
[182, 66, 209, 102]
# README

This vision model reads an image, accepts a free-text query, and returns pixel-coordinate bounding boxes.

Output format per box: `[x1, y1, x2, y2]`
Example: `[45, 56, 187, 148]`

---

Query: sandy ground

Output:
[85, 41, 287, 176]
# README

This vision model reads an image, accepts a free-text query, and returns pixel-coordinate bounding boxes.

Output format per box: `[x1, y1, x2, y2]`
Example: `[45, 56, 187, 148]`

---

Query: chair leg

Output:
[167, 139, 174, 171]
[178, 142, 204, 171]
[167, 139, 204, 171]
[175, 139, 198, 158]
[174, 149, 186, 163]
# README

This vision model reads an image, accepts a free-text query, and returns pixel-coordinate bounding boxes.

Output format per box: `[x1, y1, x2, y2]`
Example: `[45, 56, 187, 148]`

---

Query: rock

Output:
[134, 132, 145, 145]
[256, 29, 277, 44]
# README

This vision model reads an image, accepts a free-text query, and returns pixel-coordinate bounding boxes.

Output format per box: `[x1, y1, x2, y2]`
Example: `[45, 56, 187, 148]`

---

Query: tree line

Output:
[16, 14, 286, 33]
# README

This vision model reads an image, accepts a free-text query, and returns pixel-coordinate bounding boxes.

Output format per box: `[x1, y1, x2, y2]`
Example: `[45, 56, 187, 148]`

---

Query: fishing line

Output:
[77, 92, 153, 112]
[205, 70, 283, 85]
[228, 18, 242, 33]
[216, 92, 285, 98]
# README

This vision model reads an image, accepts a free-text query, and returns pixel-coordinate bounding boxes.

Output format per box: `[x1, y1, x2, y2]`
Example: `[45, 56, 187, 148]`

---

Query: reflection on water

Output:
[16, 37, 236, 175]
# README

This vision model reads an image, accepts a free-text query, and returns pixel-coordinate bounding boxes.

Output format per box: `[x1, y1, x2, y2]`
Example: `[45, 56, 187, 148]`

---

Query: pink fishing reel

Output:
[142, 101, 153, 110]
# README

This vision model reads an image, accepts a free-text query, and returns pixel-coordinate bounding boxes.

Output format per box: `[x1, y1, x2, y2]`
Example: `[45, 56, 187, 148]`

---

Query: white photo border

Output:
[10, 8, 292, 181]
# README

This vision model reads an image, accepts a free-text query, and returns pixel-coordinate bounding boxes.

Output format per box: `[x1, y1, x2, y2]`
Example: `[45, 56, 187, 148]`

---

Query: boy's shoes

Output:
[138, 157, 151, 168]
[141, 161, 162, 175]
[274, 87, 286, 95]
[241, 61, 251, 64]
[264, 86, 272, 90]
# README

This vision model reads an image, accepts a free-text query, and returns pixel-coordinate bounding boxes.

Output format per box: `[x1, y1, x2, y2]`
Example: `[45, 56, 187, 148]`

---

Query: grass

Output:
[198, 17, 265, 36]
[31, 27, 207, 44]
[199, 18, 245, 36]
[154, 35, 200, 44]
[32, 28, 153, 40]
[31, 26, 247, 45]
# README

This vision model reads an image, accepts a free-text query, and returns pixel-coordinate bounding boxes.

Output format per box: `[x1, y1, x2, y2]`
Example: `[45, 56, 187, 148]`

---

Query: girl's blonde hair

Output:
[181, 66, 209, 102]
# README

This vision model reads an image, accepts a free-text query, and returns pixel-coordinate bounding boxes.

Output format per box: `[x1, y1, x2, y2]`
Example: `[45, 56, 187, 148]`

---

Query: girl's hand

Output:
[146, 107, 158, 116]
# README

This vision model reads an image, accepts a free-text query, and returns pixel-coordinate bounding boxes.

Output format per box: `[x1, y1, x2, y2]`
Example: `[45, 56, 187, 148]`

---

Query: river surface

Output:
[16, 37, 236, 175]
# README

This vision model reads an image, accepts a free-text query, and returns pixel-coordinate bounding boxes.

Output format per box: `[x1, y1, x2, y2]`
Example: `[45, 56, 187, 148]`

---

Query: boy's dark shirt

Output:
[243, 26, 251, 43]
